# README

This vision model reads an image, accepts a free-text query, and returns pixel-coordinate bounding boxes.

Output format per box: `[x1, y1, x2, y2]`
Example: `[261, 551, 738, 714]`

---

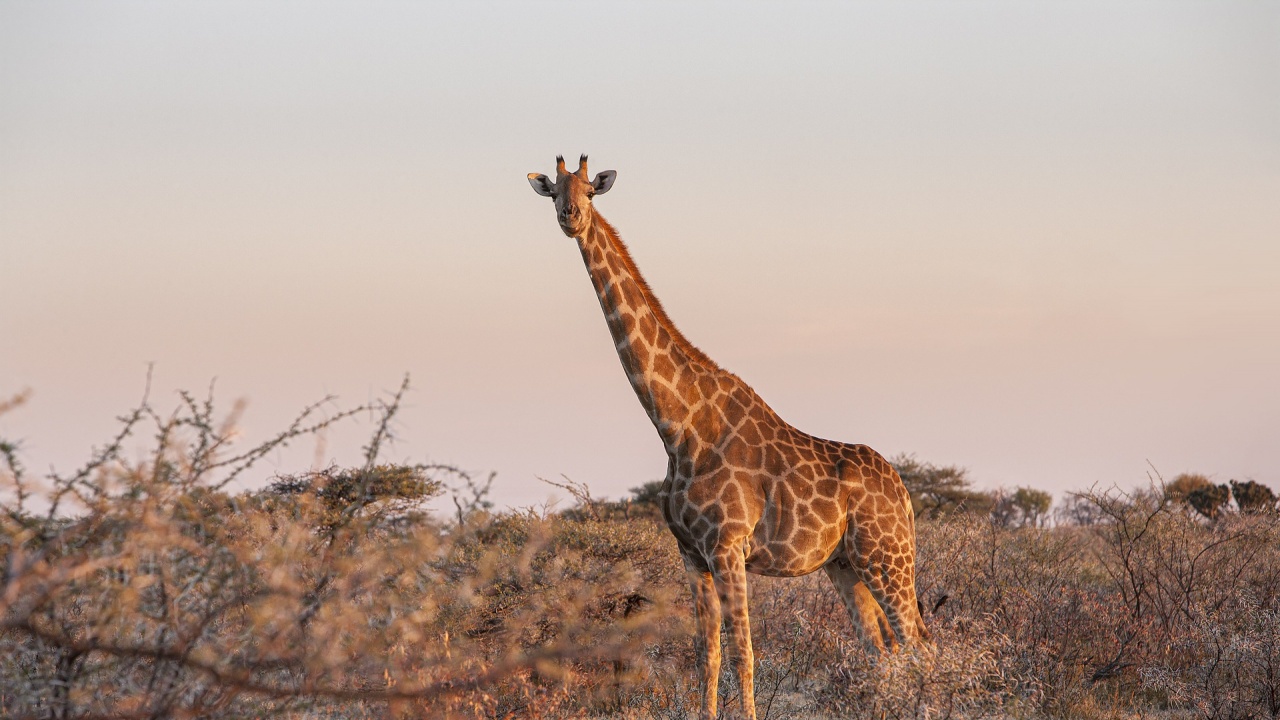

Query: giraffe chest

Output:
[662, 444, 853, 576]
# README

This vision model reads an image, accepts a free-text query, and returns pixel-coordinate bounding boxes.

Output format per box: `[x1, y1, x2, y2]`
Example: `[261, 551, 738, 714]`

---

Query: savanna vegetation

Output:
[2, 381, 1278, 719]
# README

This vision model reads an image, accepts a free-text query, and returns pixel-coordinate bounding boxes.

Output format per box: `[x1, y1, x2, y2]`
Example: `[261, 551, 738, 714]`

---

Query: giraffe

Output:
[528, 155, 929, 719]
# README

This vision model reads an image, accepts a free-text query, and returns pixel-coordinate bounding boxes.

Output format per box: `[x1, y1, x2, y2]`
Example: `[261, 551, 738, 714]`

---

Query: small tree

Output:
[1186, 483, 1231, 520]
[629, 480, 664, 507]
[990, 486, 1052, 528]
[1013, 486, 1052, 527]
[268, 464, 444, 531]
[1054, 492, 1108, 526]
[1230, 479, 1277, 514]
[1165, 473, 1213, 505]
[891, 454, 995, 519]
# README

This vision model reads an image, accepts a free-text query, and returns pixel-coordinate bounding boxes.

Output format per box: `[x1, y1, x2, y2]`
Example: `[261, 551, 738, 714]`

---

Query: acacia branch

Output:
[4, 616, 656, 704]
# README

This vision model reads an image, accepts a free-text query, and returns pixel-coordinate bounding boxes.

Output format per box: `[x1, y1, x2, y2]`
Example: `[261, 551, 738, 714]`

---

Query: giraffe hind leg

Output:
[848, 549, 923, 648]
[823, 560, 896, 654]
[915, 597, 933, 643]
[843, 503, 927, 647]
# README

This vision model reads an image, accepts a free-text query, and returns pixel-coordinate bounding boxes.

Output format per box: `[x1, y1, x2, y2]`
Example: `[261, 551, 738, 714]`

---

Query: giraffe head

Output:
[527, 154, 617, 238]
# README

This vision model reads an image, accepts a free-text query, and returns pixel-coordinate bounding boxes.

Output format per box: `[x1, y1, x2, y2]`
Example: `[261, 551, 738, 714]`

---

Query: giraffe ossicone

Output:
[528, 154, 930, 719]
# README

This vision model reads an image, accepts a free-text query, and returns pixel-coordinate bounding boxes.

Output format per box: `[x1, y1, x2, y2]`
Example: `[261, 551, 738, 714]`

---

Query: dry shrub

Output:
[6, 382, 1280, 720]
[746, 573, 847, 718]
[1141, 590, 1280, 720]
[911, 484, 1280, 719]
[1082, 486, 1280, 705]
[818, 617, 1037, 720]
[915, 514, 1119, 714]
[0, 381, 681, 719]
[732, 570, 1042, 720]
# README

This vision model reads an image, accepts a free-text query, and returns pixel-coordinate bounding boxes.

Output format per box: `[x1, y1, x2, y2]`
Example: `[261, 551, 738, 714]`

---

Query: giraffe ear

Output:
[527, 173, 556, 197]
[591, 170, 617, 195]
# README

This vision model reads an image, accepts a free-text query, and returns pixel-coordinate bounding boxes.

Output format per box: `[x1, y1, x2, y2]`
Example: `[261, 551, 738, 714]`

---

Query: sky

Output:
[2, 2, 1278, 512]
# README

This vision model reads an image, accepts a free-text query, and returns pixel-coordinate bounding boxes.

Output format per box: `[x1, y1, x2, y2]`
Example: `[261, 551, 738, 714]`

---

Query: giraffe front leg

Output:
[685, 559, 722, 720]
[712, 547, 755, 720]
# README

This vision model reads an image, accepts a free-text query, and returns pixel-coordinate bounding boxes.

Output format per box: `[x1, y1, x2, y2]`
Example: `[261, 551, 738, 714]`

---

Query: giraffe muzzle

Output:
[558, 207, 587, 236]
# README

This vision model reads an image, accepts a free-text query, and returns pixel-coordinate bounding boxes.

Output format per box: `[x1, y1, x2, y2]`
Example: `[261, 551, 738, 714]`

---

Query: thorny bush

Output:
[3, 381, 1280, 719]
[0, 381, 676, 719]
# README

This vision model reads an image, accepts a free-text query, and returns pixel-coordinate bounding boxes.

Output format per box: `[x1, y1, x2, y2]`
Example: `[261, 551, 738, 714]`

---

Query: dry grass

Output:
[3, 384, 1279, 719]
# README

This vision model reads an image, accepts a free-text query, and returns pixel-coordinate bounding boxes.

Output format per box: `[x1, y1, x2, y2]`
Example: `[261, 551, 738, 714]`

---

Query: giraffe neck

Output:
[576, 215, 721, 450]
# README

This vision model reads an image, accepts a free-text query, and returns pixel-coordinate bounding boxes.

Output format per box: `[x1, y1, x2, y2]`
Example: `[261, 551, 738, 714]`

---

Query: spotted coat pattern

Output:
[528, 156, 929, 719]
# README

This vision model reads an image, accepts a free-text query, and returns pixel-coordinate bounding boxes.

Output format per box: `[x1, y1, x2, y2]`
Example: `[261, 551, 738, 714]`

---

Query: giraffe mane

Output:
[592, 214, 721, 371]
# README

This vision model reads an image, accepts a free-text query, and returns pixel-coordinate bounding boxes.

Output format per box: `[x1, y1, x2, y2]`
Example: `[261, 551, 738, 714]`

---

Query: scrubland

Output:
[2, 384, 1278, 719]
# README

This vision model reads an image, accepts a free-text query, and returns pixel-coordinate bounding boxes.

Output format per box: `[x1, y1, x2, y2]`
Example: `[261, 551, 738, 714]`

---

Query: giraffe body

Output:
[529, 156, 928, 719]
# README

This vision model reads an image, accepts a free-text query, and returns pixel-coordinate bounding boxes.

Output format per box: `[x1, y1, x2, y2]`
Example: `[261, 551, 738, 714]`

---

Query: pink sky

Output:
[2, 2, 1277, 511]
